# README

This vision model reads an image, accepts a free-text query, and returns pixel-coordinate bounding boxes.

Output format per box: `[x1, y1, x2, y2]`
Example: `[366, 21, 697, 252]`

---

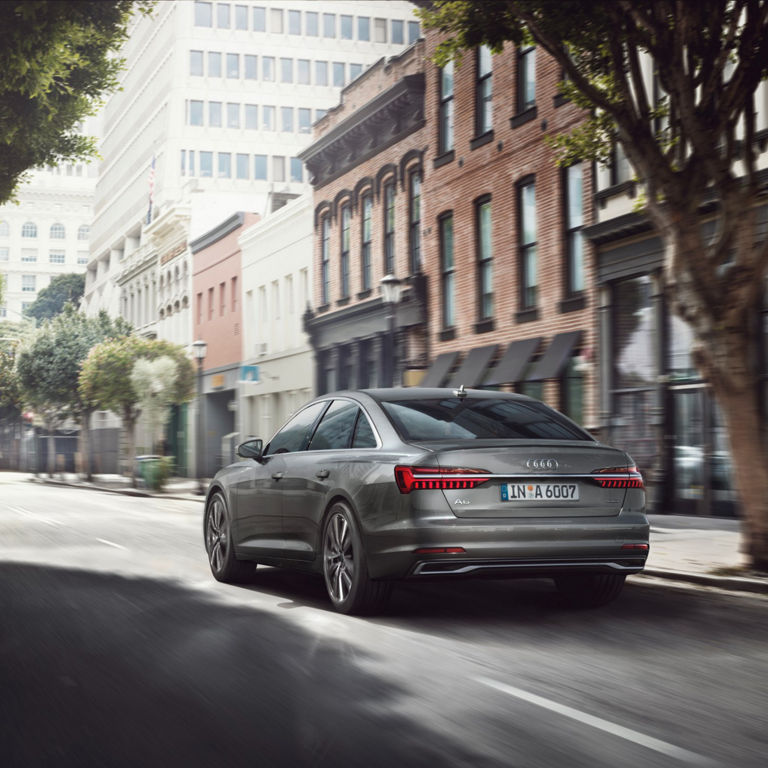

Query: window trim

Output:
[475, 194, 493, 323]
[320, 215, 330, 307]
[438, 61, 454, 156]
[339, 202, 351, 301]
[439, 211, 455, 331]
[408, 168, 422, 275]
[360, 192, 373, 293]
[563, 162, 585, 302]
[517, 175, 538, 312]
[382, 179, 396, 275]
[475, 45, 493, 139]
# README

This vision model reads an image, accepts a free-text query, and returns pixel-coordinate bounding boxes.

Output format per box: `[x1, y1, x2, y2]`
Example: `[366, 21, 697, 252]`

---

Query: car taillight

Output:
[395, 466, 490, 494]
[592, 466, 645, 489]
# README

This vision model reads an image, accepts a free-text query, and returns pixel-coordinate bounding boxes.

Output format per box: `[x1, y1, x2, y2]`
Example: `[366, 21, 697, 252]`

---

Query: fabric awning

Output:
[419, 351, 459, 387]
[526, 331, 583, 381]
[483, 337, 541, 386]
[447, 344, 498, 388]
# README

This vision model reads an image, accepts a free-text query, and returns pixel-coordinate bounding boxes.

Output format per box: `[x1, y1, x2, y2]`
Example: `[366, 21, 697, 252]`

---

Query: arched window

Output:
[0, 220, 9, 237]
[50, 223, 66, 239]
[77, 225, 90, 240]
[21, 222, 37, 238]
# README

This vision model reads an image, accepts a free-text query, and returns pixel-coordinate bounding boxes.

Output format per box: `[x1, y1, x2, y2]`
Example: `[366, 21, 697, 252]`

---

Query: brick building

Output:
[418, 36, 597, 428]
[300, 41, 429, 392]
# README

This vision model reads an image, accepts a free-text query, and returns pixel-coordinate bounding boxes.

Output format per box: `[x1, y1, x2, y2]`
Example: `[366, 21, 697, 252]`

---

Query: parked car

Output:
[204, 388, 649, 614]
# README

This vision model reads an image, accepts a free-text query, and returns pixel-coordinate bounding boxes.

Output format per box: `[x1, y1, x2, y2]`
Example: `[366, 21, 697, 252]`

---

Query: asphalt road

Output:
[1, 474, 767, 768]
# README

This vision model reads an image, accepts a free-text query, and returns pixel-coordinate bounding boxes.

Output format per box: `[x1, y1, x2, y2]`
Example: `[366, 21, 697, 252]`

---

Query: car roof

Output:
[322, 388, 533, 403]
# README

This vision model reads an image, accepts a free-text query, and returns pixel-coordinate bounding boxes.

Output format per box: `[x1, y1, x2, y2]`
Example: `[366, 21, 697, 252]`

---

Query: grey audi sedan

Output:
[204, 388, 649, 614]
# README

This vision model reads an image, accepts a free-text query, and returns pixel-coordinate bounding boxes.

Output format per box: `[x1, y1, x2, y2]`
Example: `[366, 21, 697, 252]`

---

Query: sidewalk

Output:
[19, 471, 768, 596]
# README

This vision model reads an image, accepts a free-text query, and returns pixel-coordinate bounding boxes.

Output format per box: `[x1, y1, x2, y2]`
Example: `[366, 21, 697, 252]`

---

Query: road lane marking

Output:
[8, 505, 61, 527]
[96, 538, 128, 550]
[475, 677, 714, 765]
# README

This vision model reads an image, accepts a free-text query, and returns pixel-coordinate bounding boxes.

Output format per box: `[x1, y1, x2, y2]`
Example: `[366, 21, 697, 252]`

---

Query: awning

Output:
[483, 337, 541, 386]
[526, 331, 583, 381]
[419, 351, 459, 387]
[447, 344, 498, 388]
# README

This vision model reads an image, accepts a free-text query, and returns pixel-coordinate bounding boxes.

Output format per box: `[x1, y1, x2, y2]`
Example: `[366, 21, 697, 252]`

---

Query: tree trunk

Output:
[122, 409, 137, 487]
[79, 409, 93, 481]
[45, 419, 55, 478]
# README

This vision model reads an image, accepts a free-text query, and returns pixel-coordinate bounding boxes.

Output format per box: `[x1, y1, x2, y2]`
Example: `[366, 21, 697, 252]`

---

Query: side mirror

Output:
[236, 438, 263, 461]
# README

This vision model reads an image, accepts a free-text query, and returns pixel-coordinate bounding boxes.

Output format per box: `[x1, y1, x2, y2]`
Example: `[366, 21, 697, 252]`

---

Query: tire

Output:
[204, 491, 254, 583]
[322, 501, 391, 615]
[554, 573, 626, 608]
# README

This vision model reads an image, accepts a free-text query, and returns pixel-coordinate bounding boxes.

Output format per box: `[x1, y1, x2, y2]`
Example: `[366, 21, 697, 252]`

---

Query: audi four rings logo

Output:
[526, 458, 559, 470]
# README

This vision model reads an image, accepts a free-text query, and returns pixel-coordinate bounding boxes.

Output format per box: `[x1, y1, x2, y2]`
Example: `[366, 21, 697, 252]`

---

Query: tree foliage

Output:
[417, 0, 768, 570]
[24, 272, 85, 323]
[0, 0, 153, 203]
[130, 356, 178, 454]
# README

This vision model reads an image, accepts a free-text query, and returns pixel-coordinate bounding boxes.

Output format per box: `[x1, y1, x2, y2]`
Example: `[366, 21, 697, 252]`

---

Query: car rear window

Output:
[381, 398, 592, 442]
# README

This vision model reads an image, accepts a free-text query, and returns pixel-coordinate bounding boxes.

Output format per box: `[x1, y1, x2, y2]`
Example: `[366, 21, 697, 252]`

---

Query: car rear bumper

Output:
[363, 512, 650, 580]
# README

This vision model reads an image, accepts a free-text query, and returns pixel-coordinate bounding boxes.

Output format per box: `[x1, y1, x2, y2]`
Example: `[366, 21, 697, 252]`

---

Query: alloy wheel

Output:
[324, 511, 355, 603]
[206, 494, 228, 573]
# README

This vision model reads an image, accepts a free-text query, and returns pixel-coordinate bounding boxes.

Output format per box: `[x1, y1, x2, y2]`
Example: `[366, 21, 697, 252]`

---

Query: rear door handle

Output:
[271, 472, 284, 480]
[316, 469, 330, 479]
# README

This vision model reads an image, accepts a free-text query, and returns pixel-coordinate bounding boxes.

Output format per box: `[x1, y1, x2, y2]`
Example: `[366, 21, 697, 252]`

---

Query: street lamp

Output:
[192, 339, 207, 495]
[380, 274, 403, 387]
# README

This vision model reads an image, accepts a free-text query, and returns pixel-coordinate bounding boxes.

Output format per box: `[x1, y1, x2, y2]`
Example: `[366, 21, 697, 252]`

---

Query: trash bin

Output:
[136, 455, 162, 490]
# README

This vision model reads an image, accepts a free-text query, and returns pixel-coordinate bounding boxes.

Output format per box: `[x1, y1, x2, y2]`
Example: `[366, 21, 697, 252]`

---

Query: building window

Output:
[200, 151, 213, 177]
[280, 106, 293, 132]
[49, 250, 65, 264]
[235, 4, 247, 30]
[392, 19, 404, 44]
[561, 357, 584, 424]
[565, 163, 584, 295]
[476, 45, 493, 136]
[357, 16, 370, 41]
[517, 45, 536, 112]
[290, 157, 303, 182]
[189, 150, 195, 175]
[189, 100, 203, 125]
[77, 225, 90, 240]
[218, 153, 231, 178]
[315, 60, 328, 86]
[476, 196, 493, 321]
[208, 287, 214, 319]
[439, 213, 455, 329]
[231, 276, 238, 311]
[21, 249, 37, 262]
[219, 282, 226, 315]
[77, 252, 88, 265]
[253, 6, 265, 31]
[22, 274, 36, 292]
[196, 292, 203, 324]
[519, 178, 537, 309]
[270, 8, 283, 33]
[333, 62, 345, 87]
[273, 155, 285, 182]
[254, 155, 267, 180]
[323, 13, 335, 37]
[244, 54, 257, 79]
[217, 3, 230, 28]
[0, 220, 8, 237]
[374, 18, 387, 43]
[383, 180, 395, 275]
[306, 11, 318, 36]
[340, 14, 353, 39]
[21, 222, 37, 238]
[0, 247, 8, 261]
[361, 193, 372, 291]
[236, 153, 249, 179]
[227, 102, 239, 128]
[262, 56, 274, 81]
[298, 108, 311, 133]
[50, 223, 65, 239]
[320, 216, 330, 305]
[408, 170, 421, 274]
[298, 59, 310, 84]
[340, 204, 351, 299]
[190, 50, 203, 76]
[194, 1, 212, 27]
[439, 61, 454, 154]
[262, 105, 275, 130]
[408, 21, 420, 43]
[280, 57, 293, 83]
[208, 51, 222, 77]
[245, 104, 258, 129]
[288, 9, 301, 34]
[350, 63, 362, 81]
[226, 53, 239, 78]
[315, 108, 327, 122]
[209, 101, 222, 127]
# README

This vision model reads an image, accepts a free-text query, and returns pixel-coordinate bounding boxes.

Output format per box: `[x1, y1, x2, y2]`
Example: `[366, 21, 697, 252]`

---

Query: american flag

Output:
[146, 155, 156, 225]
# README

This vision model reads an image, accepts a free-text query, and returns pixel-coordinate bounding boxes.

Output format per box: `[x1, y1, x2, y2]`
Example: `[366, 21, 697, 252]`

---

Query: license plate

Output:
[501, 483, 579, 501]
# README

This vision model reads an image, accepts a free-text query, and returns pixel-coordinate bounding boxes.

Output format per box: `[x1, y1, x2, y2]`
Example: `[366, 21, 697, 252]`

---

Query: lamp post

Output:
[192, 339, 207, 495]
[380, 274, 403, 387]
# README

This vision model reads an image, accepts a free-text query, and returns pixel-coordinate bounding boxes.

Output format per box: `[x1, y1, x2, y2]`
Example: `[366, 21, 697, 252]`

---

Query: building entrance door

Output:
[670, 385, 738, 516]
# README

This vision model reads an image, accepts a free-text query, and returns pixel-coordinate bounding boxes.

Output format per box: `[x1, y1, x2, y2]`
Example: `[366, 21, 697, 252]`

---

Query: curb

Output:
[29, 476, 203, 501]
[639, 568, 768, 595]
